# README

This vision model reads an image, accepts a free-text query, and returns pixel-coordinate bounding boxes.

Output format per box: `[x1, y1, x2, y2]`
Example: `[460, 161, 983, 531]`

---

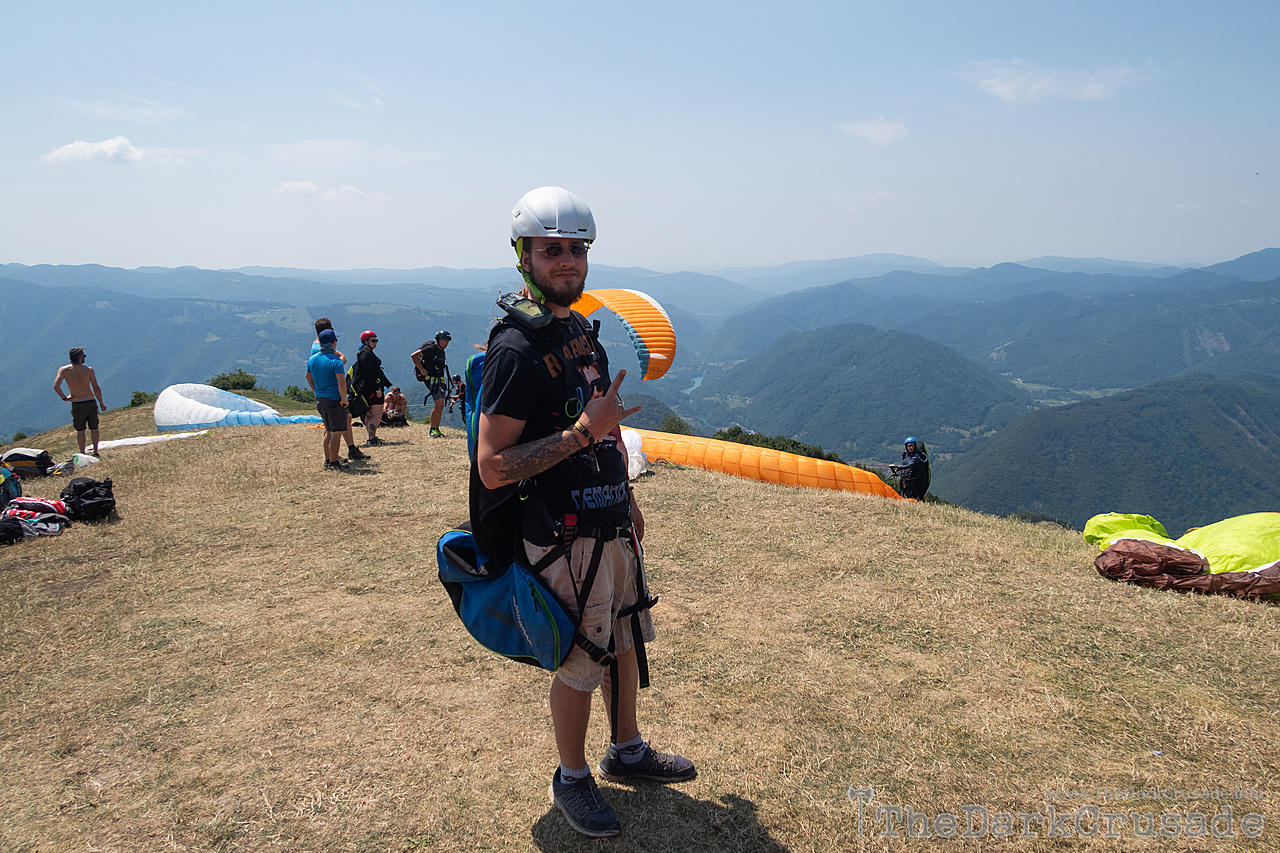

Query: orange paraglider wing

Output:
[576, 289, 676, 380]
[631, 429, 902, 499]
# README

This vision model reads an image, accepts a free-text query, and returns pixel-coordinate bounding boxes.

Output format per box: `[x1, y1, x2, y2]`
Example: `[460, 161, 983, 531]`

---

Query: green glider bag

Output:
[437, 521, 577, 671]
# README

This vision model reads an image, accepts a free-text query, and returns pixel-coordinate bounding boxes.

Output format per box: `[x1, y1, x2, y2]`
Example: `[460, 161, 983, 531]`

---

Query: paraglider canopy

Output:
[154, 384, 321, 431]
[574, 288, 676, 380]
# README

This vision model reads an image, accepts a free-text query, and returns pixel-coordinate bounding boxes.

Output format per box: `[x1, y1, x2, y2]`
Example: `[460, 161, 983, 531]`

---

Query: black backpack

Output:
[60, 477, 117, 521]
[0, 516, 23, 545]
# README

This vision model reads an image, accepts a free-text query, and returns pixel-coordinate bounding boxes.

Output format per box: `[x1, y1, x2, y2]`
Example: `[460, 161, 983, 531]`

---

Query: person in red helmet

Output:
[353, 330, 392, 445]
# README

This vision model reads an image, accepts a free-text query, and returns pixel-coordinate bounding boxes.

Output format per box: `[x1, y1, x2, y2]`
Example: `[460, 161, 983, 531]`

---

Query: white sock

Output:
[560, 763, 591, 782]
[615, 733, 646, 764]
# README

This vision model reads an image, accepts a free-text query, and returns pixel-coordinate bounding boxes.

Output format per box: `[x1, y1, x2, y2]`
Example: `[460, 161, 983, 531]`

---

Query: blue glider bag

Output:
[437, 524, 576, 671]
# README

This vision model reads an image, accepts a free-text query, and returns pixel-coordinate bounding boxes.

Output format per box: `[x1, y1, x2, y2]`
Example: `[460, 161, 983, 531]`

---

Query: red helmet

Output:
[360, 330, 377, 343]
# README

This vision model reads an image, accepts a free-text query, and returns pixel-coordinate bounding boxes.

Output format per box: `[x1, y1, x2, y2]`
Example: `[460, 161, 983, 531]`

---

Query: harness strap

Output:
[575, 536, 607, 615]
[539, 515, 658, 740]
[609, 644, 621, 744]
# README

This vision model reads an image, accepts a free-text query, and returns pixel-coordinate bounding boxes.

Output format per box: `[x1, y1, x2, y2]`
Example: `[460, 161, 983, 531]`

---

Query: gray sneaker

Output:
[597, 743, 697, 784]
[548, 769, 620, 838]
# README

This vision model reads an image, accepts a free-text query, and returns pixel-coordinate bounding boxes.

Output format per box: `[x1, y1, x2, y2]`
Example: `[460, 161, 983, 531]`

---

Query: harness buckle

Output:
[556, 513, 579, 545]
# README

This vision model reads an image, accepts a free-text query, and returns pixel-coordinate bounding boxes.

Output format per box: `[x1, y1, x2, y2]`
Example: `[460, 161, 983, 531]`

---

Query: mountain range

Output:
[5, 248, 1280, 530]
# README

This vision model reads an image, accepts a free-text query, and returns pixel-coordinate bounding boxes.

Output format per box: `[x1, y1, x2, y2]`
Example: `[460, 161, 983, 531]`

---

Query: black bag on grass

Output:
[60, 477, 116, 521]
[0, 516, 23, 545]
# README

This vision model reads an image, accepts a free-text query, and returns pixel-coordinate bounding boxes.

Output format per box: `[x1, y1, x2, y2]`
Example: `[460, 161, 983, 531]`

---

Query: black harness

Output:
[478, 307, 657, 738]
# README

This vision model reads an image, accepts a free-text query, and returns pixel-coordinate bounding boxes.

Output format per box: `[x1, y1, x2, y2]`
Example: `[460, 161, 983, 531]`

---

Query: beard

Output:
[530, 264, 587, 308]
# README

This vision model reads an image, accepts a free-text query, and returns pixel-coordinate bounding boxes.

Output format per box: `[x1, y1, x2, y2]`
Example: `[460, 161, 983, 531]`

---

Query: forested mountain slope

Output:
[688, 323, 1031, 460]
[931, 372, 1280, 535]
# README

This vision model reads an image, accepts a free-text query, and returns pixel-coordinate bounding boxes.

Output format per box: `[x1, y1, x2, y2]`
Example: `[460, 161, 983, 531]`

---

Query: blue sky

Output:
[3, 1, 1276, 272]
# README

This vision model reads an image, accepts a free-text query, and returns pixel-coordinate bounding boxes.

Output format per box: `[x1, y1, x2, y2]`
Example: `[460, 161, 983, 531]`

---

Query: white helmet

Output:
[510, 186, 596, 245]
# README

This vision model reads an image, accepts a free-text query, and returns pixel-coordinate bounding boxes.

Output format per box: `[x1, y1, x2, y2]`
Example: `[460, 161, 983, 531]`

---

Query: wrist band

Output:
[572, 420, 593, 446]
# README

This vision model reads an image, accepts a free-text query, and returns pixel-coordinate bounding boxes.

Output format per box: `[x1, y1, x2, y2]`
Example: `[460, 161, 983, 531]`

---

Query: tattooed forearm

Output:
[492, 428, 582, 485]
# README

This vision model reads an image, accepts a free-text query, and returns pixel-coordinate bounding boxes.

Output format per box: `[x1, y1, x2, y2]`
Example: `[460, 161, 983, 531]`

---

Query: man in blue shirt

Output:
[311, 317, 371, 461]
[306, 329, 351, 471]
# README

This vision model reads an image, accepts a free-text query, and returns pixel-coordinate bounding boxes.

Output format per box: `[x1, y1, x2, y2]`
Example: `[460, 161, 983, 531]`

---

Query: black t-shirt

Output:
[417, 342, 448, 379]
[477, 314, 631, 545]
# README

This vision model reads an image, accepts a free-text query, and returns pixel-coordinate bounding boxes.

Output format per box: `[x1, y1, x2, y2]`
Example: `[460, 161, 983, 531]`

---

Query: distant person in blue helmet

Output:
[891, 436, 930, 500]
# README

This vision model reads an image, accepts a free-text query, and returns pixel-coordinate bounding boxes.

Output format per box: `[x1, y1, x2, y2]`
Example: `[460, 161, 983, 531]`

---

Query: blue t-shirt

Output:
[308, 349, 345, 401]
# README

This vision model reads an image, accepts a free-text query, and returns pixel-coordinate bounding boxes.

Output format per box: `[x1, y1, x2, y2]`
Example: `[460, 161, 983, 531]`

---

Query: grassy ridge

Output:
[1, 407, 1278, 851]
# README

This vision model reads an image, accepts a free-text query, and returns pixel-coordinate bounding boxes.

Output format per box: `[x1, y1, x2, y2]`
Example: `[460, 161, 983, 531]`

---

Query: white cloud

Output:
[960, 59, 1167, 106]
[263, 138, 440, 170]
[60, 96, 189, 123]
[41, 136, 179, 164]
[839, 116, 908, 147]
[273, 181, 376, 202]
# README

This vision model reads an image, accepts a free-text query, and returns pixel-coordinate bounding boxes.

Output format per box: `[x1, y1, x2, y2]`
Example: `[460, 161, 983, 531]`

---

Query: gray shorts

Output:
[424, 380, 449, 402]
[316, 398, 348, 432]
[71, 399, 99, 431]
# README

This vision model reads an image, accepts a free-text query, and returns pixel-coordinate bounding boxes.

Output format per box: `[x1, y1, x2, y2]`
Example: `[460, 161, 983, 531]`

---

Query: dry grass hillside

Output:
[2, 406, 1278, 852]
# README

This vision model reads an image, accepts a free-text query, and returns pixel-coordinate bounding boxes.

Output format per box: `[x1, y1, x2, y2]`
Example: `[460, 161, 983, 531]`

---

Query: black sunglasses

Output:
[533, 243, 590, 258]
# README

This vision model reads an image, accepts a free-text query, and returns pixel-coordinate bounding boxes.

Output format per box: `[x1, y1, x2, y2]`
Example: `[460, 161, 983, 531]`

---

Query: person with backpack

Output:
[890, 436, 930, 500]
[52, 347, 107, 456]
[410, 331, 452, 437]
[445, 374, 465, 416]
[353, 331, 392, 446]
[310, 318, 370, 461]
[473, 186, 695, 838]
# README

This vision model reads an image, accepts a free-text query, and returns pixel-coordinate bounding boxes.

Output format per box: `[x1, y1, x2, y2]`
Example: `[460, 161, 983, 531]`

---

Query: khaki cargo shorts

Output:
[524, 535, 655, 692]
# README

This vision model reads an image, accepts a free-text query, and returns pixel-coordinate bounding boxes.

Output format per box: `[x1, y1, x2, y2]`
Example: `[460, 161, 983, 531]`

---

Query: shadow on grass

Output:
[533, 788, 789, 852]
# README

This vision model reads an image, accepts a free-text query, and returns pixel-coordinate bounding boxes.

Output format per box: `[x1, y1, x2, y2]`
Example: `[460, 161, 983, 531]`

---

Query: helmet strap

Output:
[513, 236, 547, 303]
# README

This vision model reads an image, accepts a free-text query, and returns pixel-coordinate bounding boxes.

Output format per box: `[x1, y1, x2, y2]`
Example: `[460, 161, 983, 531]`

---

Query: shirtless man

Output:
[53, 347, 107, 455]
[384, 386, 408, 417]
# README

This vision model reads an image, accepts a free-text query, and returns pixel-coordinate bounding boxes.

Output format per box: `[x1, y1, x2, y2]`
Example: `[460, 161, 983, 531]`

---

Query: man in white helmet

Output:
[473, 186, 696, 838]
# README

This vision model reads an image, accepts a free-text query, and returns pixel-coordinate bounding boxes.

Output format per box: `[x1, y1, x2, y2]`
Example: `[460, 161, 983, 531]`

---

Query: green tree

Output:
[712, 425, 845, 463]
[209, 369, 257, 391]
[660, 414, 693, 435]
[12, 432, 26, 442]
[284, 385, 317, 403]
[130, 391, 159, 407]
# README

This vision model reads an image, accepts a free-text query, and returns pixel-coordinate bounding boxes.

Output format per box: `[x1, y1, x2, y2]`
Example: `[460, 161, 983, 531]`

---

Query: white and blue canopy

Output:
[154, 384, 321, 432]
